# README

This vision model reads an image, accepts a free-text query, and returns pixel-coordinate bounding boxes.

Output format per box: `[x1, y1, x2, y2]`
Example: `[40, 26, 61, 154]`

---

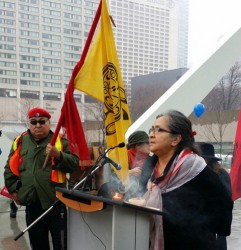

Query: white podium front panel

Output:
[68, 204, 150, 250]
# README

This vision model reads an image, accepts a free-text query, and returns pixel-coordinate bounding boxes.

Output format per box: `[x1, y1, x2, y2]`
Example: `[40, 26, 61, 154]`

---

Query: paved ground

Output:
[227, 198, 241, 249]
[0, 197, 241, 250]
[0, 198, 30, 250]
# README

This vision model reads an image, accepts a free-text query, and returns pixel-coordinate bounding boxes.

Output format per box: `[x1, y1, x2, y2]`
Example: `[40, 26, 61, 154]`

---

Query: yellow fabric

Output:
[52, 134, 65, 183]
[74, 0, 131, 181]
[12, 136, 21, 151]
[55, 135, 63, 151]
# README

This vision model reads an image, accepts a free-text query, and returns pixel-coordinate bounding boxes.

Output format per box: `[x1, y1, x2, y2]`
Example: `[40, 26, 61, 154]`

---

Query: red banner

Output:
[230, 108, 241, 200]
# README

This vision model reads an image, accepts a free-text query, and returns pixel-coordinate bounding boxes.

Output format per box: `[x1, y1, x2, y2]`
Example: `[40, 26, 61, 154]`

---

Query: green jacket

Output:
[4, 130, 79, 209]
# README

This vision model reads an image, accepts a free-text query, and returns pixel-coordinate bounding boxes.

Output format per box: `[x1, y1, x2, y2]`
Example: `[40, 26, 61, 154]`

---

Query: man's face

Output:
[29, 117, 51, 140]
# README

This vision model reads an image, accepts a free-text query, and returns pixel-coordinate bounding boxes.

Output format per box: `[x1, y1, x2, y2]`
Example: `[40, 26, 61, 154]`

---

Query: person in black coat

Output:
[138, 110, 233, 250]
[198, 142, 232, 250]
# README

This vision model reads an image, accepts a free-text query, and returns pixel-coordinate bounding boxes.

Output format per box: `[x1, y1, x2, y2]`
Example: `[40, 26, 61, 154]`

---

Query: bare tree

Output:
[200, 61, 241, 153]
[83, 101, 106, 146]
[10, 98, 38, 126]
[198, 110, 236, 154]
[203, 62, 241, 111]
[19, 98, 38, 127]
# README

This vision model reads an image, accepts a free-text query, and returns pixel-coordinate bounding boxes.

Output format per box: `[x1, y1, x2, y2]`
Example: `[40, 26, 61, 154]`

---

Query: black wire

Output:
[78, 204, 107, 250]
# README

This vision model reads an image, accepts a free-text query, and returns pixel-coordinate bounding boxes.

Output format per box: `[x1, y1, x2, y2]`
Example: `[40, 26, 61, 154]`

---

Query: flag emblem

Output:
[103, 62, 130, 135]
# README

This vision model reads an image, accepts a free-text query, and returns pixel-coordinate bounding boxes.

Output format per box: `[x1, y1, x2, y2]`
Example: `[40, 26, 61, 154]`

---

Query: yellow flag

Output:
[74, 0, 131, 181]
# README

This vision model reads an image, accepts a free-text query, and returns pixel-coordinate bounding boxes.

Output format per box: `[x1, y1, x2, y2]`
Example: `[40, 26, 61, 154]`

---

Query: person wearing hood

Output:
[127, 130, 150, 176]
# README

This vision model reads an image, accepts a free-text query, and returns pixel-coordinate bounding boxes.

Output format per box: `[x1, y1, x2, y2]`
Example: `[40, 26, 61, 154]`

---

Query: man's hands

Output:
[46, 143, 61, 160]
[11, 192, 21, 205]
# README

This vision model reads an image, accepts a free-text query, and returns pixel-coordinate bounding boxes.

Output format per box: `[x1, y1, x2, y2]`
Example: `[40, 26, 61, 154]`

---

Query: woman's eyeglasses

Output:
[149, 126, 173, 135]
[30, 119, 48, 125]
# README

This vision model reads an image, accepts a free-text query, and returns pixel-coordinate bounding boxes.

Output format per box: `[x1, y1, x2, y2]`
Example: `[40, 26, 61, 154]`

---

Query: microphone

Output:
[80, 142, 125, 190]
[102, 142, 124, 171]
[104, 156, 122, 170]
[116, 142, 125, 148]
[105, 142, 125, 153]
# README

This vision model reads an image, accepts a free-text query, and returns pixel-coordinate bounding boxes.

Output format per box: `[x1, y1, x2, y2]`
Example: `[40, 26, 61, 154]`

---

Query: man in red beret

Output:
[4, 107, 79, 250]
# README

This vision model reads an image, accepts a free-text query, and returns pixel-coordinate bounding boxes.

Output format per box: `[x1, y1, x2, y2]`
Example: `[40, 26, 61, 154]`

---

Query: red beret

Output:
[28, 107, 51, 119]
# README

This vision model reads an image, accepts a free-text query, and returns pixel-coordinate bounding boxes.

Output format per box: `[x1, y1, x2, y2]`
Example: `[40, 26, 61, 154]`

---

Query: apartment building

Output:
[0, 0, 188, 141]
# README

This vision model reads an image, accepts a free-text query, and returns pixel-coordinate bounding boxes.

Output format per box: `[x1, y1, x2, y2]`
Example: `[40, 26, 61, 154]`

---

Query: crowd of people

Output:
[2, 107, 234, 250]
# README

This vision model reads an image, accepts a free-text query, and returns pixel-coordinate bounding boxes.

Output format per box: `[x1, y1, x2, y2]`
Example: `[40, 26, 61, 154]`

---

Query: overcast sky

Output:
[188, 0, 241, 67]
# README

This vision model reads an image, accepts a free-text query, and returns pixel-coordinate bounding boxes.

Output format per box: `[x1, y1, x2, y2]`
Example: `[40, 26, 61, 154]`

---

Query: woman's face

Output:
[149, 116, 180, 156]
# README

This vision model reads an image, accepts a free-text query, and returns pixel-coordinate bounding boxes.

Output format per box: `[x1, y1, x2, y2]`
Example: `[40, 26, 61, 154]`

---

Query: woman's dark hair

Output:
[156, 110, 199, 154]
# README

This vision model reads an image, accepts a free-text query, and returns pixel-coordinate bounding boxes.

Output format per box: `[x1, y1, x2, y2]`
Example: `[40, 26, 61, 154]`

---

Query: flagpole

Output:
[43, 0, 102, 167]
[51, 0, 102, 144]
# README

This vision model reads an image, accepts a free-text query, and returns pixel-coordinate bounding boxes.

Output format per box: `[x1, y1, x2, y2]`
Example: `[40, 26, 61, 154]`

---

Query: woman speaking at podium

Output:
[138, 110, 233, 250]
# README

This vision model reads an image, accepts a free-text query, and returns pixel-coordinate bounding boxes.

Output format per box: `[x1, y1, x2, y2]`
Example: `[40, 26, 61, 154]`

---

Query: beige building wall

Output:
[193, 121, 237, 143]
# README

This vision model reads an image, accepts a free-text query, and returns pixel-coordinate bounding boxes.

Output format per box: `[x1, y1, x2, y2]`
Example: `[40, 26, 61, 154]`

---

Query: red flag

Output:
[230, 108, 241, 200]
[0, 185, 12, 199]
[50, 1, 102, 165]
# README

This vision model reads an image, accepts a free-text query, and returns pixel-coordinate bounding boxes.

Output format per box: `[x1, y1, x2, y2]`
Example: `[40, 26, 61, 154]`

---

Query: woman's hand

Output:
[129, 167, 142, 176]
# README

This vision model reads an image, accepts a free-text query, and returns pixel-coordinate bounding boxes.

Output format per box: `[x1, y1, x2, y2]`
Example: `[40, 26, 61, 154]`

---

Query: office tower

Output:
[0, 0, 188, 131]
[109, 0, 189, 101]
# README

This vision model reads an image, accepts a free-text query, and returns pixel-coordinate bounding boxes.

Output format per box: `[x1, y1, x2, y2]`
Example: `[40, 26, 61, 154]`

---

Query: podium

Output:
[56, 187, 163, 250]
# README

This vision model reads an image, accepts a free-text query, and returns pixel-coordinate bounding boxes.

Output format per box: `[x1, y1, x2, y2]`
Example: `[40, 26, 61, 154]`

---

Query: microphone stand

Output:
[74, 154, 107, 191]
[14, 147, 114, 241]
[14, 199, 59, 241]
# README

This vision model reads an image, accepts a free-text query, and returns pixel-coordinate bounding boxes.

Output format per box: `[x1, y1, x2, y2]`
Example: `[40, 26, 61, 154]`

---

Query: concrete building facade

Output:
[0, 0, 189, 143]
